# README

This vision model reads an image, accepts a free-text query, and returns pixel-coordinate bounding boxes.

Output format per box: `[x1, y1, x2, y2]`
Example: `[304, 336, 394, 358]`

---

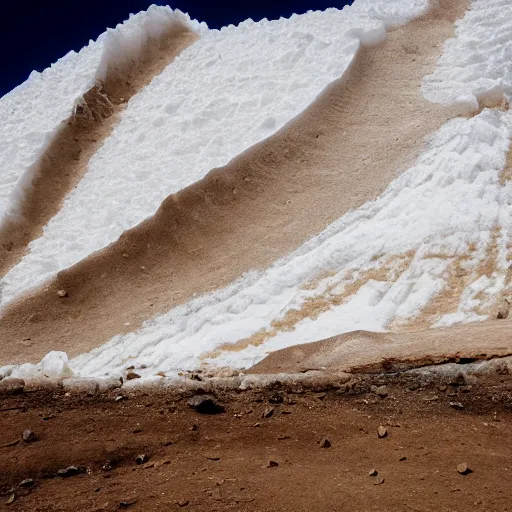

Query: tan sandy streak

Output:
[249, 320, 512, 375]
[0, 0, 470, 366]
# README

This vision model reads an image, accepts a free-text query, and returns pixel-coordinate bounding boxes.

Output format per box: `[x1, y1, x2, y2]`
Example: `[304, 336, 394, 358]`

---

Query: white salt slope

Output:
[0, 0, 430, 308]
[0, 5, 204, 254]
[64, 108, 511, 379]
[422, 0, 512, 107]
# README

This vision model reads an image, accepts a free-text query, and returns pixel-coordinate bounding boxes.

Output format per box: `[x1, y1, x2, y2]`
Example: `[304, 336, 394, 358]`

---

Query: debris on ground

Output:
[187, 395, 225, 415]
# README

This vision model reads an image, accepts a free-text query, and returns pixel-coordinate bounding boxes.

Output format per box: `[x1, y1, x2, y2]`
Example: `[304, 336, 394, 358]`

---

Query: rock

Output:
[319, 438, 331, 448]
[374, 476, 385, 485]
[119, 499, 137, 508]
[57, 290, 68, 298]
[448, 374, 467, 387]
[374, 386, 389, 398]
[377, 426, 388, 439]
[6, 492, 15, 505]
[450, 401, 464, 410]
[135, 454, 148, 465]
[126, 372, 141, 380]
[22, 429, 38, 443]
[178, 500, 190, 507]
[0, 378, 25, 395]
[205, 455, 221, 461]
[269, 392, 284, 404]
[57, 466, 81, 477]
[369, 469, 378, 476]
[262, 406, 275, 418]
[132, 428, 143, 434]
[187, 395, 225, 415]
[496, 298, 510, 319]
[115, 395, 126, 402]
[19, 478, 34, 487]
[267, 460, 279, 468]
[457, 462, 472, 475]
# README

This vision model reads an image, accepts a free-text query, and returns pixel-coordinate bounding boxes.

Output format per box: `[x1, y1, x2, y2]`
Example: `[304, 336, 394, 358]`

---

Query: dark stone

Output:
[187, 395, 225, 415]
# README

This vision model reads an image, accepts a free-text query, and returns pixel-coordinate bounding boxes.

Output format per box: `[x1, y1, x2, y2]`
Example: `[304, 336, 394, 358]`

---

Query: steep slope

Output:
[0, 0, 431, 308]
[0, 0, 469, 373]
[0, 7, 204, 277]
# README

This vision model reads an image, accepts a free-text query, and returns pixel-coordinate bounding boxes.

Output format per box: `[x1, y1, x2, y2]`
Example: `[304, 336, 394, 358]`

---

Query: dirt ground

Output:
[1, 372, 512, 511]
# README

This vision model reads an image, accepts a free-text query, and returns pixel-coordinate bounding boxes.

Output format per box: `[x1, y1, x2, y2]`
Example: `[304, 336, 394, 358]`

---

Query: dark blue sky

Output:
[1, 1, 352, 98]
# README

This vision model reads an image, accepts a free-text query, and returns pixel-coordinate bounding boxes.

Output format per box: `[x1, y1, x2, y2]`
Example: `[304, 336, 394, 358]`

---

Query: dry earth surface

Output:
[1, 372, 512, 511]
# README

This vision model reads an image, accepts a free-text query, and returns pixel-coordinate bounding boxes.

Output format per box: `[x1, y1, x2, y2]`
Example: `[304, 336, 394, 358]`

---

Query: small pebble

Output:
[377, 426, 388, 438]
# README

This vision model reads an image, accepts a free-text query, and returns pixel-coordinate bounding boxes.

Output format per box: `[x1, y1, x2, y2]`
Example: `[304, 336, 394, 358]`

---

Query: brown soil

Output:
[250, 320, 512, 375]
[0, 0, 471, 366]
[0, 27, 198, 278]
[1, 374, 512, 511]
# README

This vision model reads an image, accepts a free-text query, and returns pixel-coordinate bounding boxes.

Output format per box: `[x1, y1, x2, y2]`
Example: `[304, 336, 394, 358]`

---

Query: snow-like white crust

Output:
[423, 0, 512, 107]
[0, 6, 204, 248]
[0, 0, 429, 308]
[56, 109, 509, 380]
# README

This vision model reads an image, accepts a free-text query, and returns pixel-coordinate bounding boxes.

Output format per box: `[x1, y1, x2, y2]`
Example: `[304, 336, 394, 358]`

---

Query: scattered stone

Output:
[374, 476, 385, 485]
[319, 438, 331, 448]
[457, 462, 472, 475]
[178, 500, 190, 507]
[377, 426, 388, 439]
[132, 428, 143, 434]
[22, 430, 38, 443]
[449, 374, 467, 387]
[119, 499, 137, 508]
[57, 290, 68, 298]
[399, 456, 407, 462]
[408, 382, 419, 391]
[496, 299, 510, 319]
[19, 478, 34, 487]
[315, 392, 327, 400]
[187, 395, 225, 415]
[369, 469, 378, 476]
[0, 378, 25, 395]
[162, 440, 174, 446]
[126, 372, 141, 381]
[205, 455, 221, 461]
[115, 395, 126, 402]
[450, 401, 464, 410]
[262, 406, 275, 418]
[438, 385, 447, 392]
[252, 423, 261, 428]
[57, 466, 81, 477]
[190, 424, 199, 431]
[267, 460, 279, 468]
[278, 435, 291, 441]
[135, 454, 149, 465]
[374, 386, 389, 398]
[142, 462, 155, 470]
[6, 492, 15, 505]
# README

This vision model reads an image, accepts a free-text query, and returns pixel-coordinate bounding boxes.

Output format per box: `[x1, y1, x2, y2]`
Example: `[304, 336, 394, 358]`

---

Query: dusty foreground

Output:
[1, 371, 512, 512]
